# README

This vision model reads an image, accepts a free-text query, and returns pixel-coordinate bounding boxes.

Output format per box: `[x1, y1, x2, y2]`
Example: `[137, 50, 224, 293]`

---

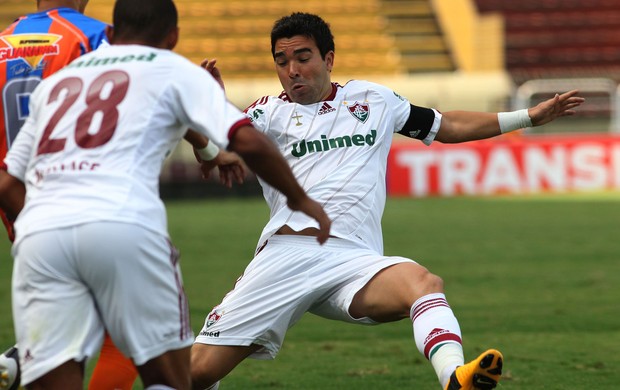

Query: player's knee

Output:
[401, 264, 444, 299]
[420, 270, 444, 293]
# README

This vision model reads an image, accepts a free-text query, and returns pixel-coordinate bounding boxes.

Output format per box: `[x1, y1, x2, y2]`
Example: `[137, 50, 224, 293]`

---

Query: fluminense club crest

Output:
[347, 102, 370, 123]
[206, 309, 222, 327]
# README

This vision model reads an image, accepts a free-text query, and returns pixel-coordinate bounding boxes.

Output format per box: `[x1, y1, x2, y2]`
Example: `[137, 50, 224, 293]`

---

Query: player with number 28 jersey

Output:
[6, 44, 246, 244]
[4, 43, 249, 385]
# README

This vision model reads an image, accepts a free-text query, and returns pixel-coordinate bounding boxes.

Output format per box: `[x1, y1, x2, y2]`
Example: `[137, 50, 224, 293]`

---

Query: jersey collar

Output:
[278, 82, 339, 103]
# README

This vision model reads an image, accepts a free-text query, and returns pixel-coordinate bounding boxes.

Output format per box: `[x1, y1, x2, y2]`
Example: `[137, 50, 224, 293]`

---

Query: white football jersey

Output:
[246, 80, 440, 253]
[6, 44, 249, 242]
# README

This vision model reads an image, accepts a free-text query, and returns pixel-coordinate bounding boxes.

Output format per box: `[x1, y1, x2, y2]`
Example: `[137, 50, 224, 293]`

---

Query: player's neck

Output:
[37, 0, 80, 13]
[320, 83, 335, 102]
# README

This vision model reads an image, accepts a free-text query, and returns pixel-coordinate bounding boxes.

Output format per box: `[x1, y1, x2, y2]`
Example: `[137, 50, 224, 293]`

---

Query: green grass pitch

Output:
[1, 194, 619, 389]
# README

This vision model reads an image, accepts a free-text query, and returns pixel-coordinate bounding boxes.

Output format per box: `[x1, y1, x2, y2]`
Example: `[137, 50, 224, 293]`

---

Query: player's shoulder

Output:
[0, 16, 25, 35]
[340, 79, 392, 93]
[244, 95, 281, 113]
[46, 8, 109, 45]
[341, 79, 408, 103]
[56, 7, 104, 22]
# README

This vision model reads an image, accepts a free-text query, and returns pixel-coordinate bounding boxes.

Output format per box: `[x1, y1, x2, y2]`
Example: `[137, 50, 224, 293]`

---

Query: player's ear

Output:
[105, 25, 114, 44]
[165, 27, 179, 50]
[325, 51, 334, 73]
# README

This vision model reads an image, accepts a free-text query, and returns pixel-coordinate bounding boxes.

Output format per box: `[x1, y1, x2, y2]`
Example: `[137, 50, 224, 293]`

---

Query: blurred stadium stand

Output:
[2, 0, 619, 195]
[473, 0, 620, 133]
[474, 0, 620, 85]
[3, 0, 619, 118]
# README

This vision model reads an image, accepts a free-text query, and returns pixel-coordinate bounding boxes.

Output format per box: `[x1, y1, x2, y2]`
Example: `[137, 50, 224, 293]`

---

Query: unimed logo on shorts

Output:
[199, 329, 220, 337]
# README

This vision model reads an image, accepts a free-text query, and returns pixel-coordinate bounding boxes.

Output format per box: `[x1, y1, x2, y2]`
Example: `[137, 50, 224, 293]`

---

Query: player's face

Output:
[273, 35, 334, 105]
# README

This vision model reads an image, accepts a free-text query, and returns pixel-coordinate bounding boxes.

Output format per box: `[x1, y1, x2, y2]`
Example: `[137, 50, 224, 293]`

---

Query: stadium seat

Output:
[2, 0, 460, 78]
[474, 0, 620, 84]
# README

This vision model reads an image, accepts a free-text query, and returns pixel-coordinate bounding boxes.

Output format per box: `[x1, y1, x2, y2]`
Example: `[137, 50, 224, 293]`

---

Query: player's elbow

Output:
[434, 128, 466, 144]
[228, 125, 275, 160]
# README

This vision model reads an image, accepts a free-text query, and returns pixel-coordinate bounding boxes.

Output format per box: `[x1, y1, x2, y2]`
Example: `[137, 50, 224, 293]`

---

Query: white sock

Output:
[431, 342, 464, 388]
[145, 386, 176, 390]
[410, 293, 464, 388]
[205, 381, 220, 390]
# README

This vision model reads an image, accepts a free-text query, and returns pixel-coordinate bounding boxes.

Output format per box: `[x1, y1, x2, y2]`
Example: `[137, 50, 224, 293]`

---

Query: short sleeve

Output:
[244, 96, 272, 133]
[171, 59, 249, 149]
[363, 82, 412, 132]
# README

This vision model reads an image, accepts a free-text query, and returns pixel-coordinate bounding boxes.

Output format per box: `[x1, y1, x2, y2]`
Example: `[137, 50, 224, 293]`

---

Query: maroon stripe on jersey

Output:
[244, 96, 269, 112]
[411, 297, 450, 321]
[423, 333, 463, 359]
[228, 117, 253, 140]
[323, 83, 338, 101]
[278, 90, 290, 102]
[168, 239, 191, 340]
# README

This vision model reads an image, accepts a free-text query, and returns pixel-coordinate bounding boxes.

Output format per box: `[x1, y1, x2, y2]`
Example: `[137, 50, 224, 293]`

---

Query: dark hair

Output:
[112, 0, 178, 46]
[270, 12, 335, 59]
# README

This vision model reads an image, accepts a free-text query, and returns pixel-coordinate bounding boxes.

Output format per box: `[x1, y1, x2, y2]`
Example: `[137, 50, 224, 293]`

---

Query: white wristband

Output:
[195, 141, 219, 161]
[497, 109, 532, 133]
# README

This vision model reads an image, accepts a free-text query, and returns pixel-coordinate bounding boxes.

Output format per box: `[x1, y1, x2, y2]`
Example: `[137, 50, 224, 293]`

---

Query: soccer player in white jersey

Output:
[190, 12, 584, 390]
[0, 2, 330, 389]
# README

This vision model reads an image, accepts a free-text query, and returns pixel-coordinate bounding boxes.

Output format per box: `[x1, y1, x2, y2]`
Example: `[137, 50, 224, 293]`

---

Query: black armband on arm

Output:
[397, 104, 436, 140]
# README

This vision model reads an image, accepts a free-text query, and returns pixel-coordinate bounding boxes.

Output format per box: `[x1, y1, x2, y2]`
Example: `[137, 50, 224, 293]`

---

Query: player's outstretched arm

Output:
[435, 90, 584, 143]
[229, 125, 332, 244]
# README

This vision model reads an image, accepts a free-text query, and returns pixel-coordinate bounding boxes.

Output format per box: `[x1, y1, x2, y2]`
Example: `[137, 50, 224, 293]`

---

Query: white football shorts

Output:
[194, 235, 415, 359]
[11, 222, 193, 385]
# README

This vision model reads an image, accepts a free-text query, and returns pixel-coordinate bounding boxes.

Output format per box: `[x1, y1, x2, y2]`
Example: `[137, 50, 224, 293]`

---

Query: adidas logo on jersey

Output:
[318, 102, 336, 115]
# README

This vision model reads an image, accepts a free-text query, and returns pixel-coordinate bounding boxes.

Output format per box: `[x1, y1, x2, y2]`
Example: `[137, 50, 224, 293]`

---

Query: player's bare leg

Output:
[349, 262, 502, 389]
[25, 359, 84, 390]
[190, 344, 261, 389]
[137, 347, 191, 390]
[349, 262, 442, 321]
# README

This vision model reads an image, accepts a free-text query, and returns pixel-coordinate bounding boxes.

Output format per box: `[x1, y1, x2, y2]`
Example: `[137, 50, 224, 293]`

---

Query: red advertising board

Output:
[387, 134, 620, 196]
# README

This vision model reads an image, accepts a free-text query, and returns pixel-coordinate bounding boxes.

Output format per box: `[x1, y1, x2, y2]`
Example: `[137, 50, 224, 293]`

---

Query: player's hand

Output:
[195, 156, 217, 180]
[529, 90, 585, 127]
[215, 150, 245, 188]
[194, 149, 245, 187]
[200, 58, 225, 91]
[287, 196, 332, 245]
